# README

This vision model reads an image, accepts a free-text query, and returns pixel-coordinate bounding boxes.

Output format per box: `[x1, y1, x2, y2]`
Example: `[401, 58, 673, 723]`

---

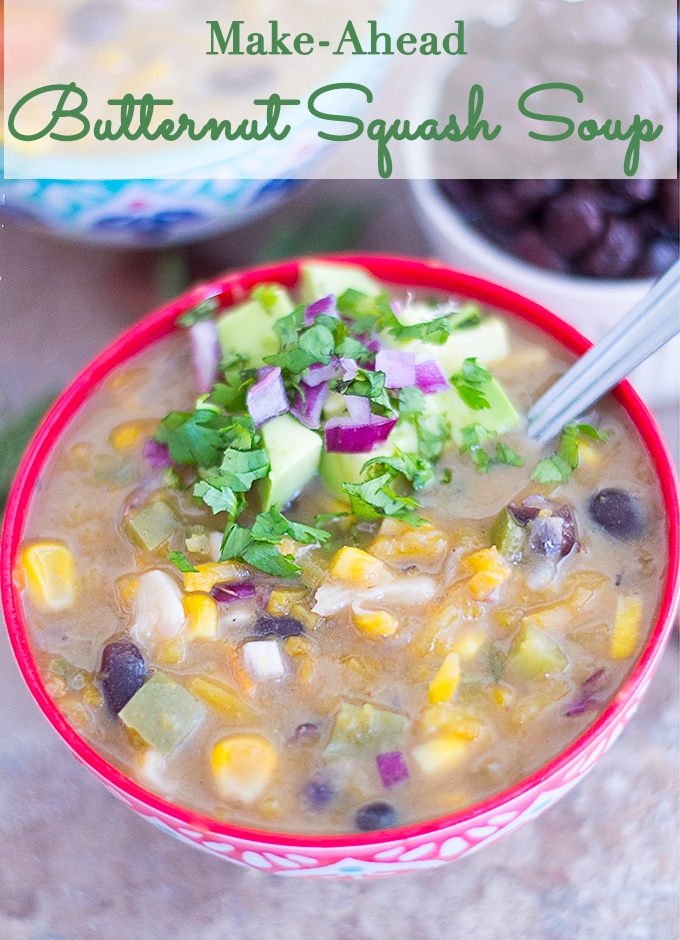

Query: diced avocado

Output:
[299, 262, 383, 304]
[318, 421, 418, 501]
[216, 283, 293, 368]
[125, 498, 182, 551]
[490, 506, 526, 562]
[427, 375, 519, 446]
[383, 316, 510, 375]
[323, 702, 408, 761]
[119, 673, 206, 755]
[259, 414, 322, 510]
[506, 623, 568, 680]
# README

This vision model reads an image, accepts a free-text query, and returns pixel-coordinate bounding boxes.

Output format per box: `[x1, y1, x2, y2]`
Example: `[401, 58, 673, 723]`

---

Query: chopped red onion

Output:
[246, 366, 289, 428]
[305, 361, 341, 387]
[211, 581, 256, 603]
[415, 358, 450, 394]
[344, 395, 371, 424]
[291, 381, 329, 430]
[304, 294, 338, 325]
[375, 349, 416, 389]
[564, 694, 601, 717]
[324, 414, 397, 453]
[143, 439, 172, 469]
[338, 357, 359, 381]
[376, 751, 409, 788]
[189, 319, 221, 394]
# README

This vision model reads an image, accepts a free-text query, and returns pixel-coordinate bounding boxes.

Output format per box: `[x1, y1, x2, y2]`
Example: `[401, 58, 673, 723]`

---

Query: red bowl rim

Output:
[2, 253, 679, 850]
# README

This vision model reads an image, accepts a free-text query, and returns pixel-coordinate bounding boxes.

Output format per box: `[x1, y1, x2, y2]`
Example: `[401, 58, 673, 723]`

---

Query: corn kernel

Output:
[328, 546, 390, 587]
[428, 652, 461, 704]
[109, 422, 143, 451]
[298, 658, 315, 684]
[82, 684, 103, 708]
[412, 735, 469, 775]
[418, 703, 482, 740]
[18, 542, 76, 613]
[449, 629, 485, 658]
[611, 595, 643, 659]
[211, 734, 277, 804]
[157, 636, 185, 665]
[491, 684, 514, 707]
[351, 607, 399, 637]
[284, 635, 314, 658]
[184, 561, 250, 593]
[522, 604, 573, 632]
[189, 677, 255, 721]
[578, 441, 600, 465]
[465, 546, 509, 575]
[183, 593, 219, 639]
[370, 524, 448, 568]
[115, 574, 140, 605]
[464, 547, 511, 600]
[290, 603, 319, 630]
[266, 588, 308, 616]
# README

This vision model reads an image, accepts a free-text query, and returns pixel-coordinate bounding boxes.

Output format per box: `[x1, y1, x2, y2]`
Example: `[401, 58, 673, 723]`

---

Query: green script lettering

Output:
[518, 82, 581, 140]
[307, 83, 369, 140]
[8, 82, 90, 141]
[519, 82, 662, 176]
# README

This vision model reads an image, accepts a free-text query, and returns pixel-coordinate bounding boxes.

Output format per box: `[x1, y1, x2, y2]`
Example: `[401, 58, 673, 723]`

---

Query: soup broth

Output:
[16, 263, 666, 834]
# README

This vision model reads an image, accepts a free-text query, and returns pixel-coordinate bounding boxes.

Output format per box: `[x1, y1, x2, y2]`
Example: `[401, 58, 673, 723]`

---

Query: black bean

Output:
[635, 237, 679, 278]
[510, 227, 569, 273]
[659, 180, 680, 229]
[436, 179, 484, 223]
[581, 218, 641, 278]
[303, 776, 335, 810]
[588, 488, 646, 540]
[100, 641, 146, 714]
[253, 615, 305, 638]
[544, 192, 605, 258]
[354, 801, 398, 832]
[480, 182, 529, 230]
[616, 179, 657, 203]
[511, 178, 564, 210]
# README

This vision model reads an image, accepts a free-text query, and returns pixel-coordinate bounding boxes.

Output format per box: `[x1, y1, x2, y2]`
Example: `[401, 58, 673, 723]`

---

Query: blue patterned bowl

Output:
[3, 2, 411, 246]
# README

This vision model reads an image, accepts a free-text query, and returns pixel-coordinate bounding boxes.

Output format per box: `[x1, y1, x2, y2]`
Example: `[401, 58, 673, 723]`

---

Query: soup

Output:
[14, 261, 666, 835]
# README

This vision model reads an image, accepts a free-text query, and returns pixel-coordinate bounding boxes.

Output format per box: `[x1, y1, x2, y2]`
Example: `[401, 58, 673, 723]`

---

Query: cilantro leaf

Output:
[154, 410, 227, 466]
[331, 367, 393, 415]
[168, 550, 198, 573]
[414, 411, 450, 463]
[460, 424, 524, 474]
[250, 505, 330, 546]
[493, 442, 525, 468]
[176, 296, 220, 328]
[336, 289, 397, 336]
[531, 423, 610, 484]
[219, 506, 329, 577]
[343, 472, 425, 526]
[397, 387, 426, 418]
[451, 359, 492, 411]
[243, 541, 300, 578]
[362, 450, 435, 492]
[575, 423, 612, 443]
[193, 480, 242, 516]
[385, 302, 482, 345]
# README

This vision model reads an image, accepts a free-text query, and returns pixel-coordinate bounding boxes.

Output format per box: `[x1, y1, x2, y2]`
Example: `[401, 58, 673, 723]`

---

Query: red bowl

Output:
[2, 255, 679, 878]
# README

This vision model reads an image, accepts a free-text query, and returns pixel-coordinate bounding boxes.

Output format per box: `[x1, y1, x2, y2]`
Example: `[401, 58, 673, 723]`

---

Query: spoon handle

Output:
[526, 260, 680, 446]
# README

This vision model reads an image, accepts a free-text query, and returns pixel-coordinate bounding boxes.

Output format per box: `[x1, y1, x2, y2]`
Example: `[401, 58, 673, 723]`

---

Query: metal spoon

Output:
[526, 260, 680, 445]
